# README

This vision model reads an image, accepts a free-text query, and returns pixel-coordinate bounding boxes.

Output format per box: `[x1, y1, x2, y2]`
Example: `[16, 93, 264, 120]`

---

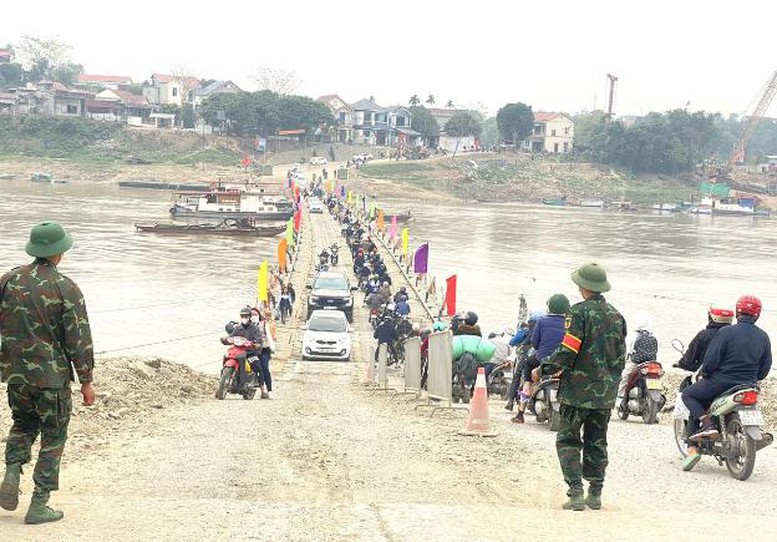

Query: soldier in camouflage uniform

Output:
[0, 222, 95, 524]
[536, 263, 626, 511]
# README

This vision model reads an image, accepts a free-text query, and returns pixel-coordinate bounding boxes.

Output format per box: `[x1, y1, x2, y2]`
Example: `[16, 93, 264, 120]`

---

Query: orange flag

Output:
[377, 209, 385, 231]
[277, 238, 288, 273]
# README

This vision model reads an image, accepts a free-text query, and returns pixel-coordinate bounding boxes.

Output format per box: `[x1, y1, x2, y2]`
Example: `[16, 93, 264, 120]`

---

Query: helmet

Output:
[26, 222, 73, 258]
[736, 295, 762, 319]
[571, 262, 611, 292]
[387, 303, 396, 312]
[464, 311, 478, 326]
[400, 286, 407, 292]
[529, 310, 545, 322]
[239, 307, 252, 317]
[547, 294, 570, 314]
[487, 332, 497, 339]
[708, 306, 734, 324]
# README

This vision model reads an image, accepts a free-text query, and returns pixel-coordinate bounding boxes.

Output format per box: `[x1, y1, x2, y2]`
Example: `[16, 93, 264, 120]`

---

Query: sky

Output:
[2, 0, 777, 118]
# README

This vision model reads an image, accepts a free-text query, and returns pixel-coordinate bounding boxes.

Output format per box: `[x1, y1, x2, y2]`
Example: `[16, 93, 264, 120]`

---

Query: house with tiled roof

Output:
[75, 74, 133, 90]
[349, 98, 417, 146]
[89, 88, 153, 123]
[0, 49, 11, 63]
[143, 73, 200, 106]
[35, 80, 93, 117]
[193, 80, 242, 106]
[524, 111, 574, 154]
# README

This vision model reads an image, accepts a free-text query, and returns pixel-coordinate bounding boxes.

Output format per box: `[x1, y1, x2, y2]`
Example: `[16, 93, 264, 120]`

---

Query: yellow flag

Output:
[347, 191, 352, 203]
[258, 260, 269, 303]
[402, 227, 409, 256]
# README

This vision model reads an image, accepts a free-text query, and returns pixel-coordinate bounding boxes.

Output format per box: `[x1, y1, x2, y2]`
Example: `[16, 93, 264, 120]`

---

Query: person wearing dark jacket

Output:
[675, 307, 733, 372]
[513, 294, 570, 423]
[373, 319, 398, 362]
[681, 296, 772, 471]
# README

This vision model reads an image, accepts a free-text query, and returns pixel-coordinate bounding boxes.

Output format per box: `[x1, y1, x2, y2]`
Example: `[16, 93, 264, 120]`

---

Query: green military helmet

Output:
[25, 222, 73, 258]
[547, 293, 571, 314]
[571, 262, 611, 293]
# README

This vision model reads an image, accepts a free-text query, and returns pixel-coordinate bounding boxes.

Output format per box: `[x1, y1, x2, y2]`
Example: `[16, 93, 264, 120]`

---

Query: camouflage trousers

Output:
[555, 404, 611, 495]
[5, 383, 72, 492]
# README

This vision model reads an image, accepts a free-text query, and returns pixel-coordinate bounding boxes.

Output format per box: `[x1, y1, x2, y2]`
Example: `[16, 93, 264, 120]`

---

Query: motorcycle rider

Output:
[674, 306, 734, 372]
[393, 286, 409, 304]
[505, 311, 543, 411]
[378, 281, 392, 303]
[454, 311, 482, 337]
[681, 295, 772, 471]
[373, 312, 398, 363]
[227, 307, 264, 391]
[616, 311, 658, 405]
[395, 297, 411, 316]
[512, 294, 569, 423]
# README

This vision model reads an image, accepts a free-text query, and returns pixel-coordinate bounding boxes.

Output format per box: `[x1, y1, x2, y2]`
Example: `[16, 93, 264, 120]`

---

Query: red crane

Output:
[729, 70, 777, 166]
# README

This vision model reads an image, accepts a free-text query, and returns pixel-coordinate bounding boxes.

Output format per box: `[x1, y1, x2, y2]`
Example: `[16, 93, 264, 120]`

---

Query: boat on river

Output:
[135, 219, 285, 237]
[579, 199, 605, 208]
[688, 196, 770, 217]
[542, 198, 567, 206]
[170, 190, 293, 221]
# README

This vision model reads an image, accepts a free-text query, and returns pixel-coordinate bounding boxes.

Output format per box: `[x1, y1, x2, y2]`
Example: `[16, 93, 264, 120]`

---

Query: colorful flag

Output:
[414, 243, 429, 274]
[258, 260, 269, 303]
[277, 238, 288, 272]
[286, 219, 294, 245]
[293, 210, 301, 232]
[390, 215, 397, 240]
[401, 227, 409, 256]
[340, 185, 346, 198]
[377, 210, 385, 231]
[445, 275, 457, 316]
[369, 202, 376, 219]
[294, 185, 300, 203]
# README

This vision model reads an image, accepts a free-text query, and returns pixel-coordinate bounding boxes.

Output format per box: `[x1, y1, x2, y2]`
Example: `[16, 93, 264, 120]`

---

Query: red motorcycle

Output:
[216, 335, 258, 400]
[617, 361, 666, 424]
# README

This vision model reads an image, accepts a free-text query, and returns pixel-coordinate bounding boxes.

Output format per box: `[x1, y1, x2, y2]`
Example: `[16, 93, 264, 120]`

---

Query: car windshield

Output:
[314, 277, 348, 290]
[309, 316, 347, 333]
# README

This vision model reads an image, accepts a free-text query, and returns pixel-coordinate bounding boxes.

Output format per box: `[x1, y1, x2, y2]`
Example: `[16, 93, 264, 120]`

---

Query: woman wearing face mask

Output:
[253, 307, 276, 399]
[230, 307, 264, 390]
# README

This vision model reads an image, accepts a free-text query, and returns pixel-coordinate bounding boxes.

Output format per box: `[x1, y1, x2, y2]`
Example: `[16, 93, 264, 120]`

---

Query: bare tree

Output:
[252, 65, 300, 95]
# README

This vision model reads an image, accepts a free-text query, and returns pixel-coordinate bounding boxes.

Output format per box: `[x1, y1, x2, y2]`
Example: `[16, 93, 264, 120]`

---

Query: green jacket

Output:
[0, 259, 94, 387]
[540, 294, 626, 409]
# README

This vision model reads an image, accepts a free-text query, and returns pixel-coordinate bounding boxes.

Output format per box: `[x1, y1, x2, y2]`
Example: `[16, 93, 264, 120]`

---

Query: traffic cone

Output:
[460, 367, 496, 437]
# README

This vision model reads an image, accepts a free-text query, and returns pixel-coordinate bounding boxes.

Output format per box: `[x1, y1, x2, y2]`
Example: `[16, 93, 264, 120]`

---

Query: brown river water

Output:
[1, 179, 776, 372]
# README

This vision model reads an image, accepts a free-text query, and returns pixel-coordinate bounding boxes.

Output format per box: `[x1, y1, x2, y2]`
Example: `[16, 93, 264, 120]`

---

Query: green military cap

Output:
[25, 222, 73, 258]
[571, 262, 611, 292]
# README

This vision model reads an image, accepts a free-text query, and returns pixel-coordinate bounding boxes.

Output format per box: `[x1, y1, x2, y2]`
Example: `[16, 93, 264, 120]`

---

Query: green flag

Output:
[286, 218, 294, 245]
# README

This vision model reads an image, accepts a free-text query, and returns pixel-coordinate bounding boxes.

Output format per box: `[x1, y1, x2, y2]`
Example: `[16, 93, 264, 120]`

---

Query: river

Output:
[1, 179, 775, 372]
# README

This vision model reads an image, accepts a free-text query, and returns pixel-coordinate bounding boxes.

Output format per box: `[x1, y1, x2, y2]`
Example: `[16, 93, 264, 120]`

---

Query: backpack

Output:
[632, 330, 658, 363]
[454, 352, 479, 381]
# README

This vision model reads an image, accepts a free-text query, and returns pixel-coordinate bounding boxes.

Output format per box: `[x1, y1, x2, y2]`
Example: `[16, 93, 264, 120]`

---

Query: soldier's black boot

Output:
[0, 463, 22, 511]
[562, 491, 585, 511]
[24, 489, 64, 524]
[585, 484, 602, 510]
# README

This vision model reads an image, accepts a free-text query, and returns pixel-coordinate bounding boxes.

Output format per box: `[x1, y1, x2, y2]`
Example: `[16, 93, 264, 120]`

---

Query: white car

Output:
[309, 199, 324, 213]
[310, 156, 327, 166]
[302, 310, 351, 361]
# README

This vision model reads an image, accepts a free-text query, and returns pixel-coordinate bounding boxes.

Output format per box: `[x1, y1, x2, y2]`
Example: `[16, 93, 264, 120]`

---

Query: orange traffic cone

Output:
[460, 367, 497, 437]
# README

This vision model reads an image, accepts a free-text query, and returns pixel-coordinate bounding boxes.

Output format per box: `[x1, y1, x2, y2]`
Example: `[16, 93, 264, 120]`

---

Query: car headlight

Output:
[310, 296, 320, 304]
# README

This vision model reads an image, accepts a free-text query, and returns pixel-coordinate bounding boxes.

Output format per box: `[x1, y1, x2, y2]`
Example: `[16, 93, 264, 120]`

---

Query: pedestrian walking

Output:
[535, 263, 626, 511]
[0, 222, 95, 524]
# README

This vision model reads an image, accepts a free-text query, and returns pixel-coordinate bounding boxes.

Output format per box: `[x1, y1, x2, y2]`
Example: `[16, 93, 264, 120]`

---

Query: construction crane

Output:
[729, 70, 777, 166]
[606, 74, 618, 117]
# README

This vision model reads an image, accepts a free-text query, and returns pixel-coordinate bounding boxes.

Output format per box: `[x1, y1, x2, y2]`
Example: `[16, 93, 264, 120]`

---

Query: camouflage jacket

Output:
[0, 259, 94, 387]
[540, 294, 626, 409]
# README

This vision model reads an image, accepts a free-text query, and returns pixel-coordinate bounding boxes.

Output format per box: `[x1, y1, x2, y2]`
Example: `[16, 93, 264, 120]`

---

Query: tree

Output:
[50, 63, 83, 86]
[252, 66, 300, 95]
[446, 100, 454, 108]
[409, 105, 440, 137]
[13, 35, 72, 82]
[409, 94, 420, 106]
[426, 94, 435, 105]
[181, 103, 195, 129]
[496, 102, 534, 146]
[444, 111, 482, 137]
[0, 62, 24, 88]
[480, 117, 499, 147]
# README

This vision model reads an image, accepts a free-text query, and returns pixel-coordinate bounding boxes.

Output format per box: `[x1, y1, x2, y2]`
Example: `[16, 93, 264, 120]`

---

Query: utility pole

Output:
[606, 73, 618, 118]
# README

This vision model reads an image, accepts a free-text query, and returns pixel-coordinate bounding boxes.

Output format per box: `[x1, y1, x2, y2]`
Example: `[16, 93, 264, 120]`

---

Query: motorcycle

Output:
[318, 249, 330, 267]
[527, 375, 561, 431]
[330, 244, 339, 266]
[616, 361, 666, 424]
[486, 360, 513, 399]
[216, 334, 259, 400]
[671, 339, 774, 480]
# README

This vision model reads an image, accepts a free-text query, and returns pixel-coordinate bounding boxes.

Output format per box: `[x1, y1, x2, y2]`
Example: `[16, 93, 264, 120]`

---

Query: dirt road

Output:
[3, 195, 777, 541]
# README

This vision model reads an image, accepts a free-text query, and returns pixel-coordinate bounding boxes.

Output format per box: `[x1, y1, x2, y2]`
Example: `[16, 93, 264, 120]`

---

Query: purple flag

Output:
[414, 243, 429, 273]
[340, 185, 346, 198]
[390, 215, 397, 240]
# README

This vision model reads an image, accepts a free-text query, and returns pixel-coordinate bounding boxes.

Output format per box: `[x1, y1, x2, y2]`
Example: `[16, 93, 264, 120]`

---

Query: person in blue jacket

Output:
[681, 295, 772, 471]
[512, 294, 570, 423]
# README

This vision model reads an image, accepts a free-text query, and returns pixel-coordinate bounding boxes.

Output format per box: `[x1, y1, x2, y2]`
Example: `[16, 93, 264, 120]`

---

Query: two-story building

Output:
[193, 80, 242, 106]
[427, 107, 483, 152]
[317, 94, 353, 142]
[317, 95, 419, 147]
[143, 73, 200, 106]
[524, 112, 574, 154]
[88, 89, 153, 125]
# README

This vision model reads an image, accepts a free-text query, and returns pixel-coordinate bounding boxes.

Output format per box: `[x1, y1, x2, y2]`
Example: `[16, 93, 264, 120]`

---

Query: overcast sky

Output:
[3, 0, 776, 118]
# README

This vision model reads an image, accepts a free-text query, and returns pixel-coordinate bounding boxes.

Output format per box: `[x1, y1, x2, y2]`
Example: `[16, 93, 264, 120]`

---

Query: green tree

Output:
[426, 94, 435, 105]
[181, 103, 195, 129]
[0, 62, 24, 88]
[496, 102, 534, 146]
[480, 116, 499, 147]
[409, 105, 440, 137]
[446, 100, 454, 108]
[409, 94, 420, 106]
[50, 62, 83, 86]
[444, 111, 482, 137]
[13, 35, 72, 83]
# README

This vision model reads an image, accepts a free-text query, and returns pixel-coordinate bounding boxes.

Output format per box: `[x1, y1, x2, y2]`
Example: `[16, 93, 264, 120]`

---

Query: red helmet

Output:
[736, 295, 762, 318]
[708, 306, 734, 324]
